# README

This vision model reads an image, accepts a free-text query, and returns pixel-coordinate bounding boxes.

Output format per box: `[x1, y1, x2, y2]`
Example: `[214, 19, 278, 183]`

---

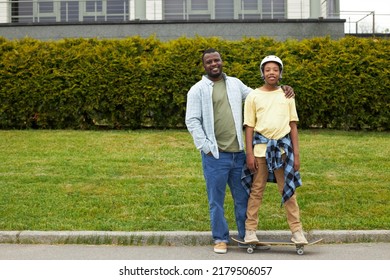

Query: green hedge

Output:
[0, 36, 389, 130]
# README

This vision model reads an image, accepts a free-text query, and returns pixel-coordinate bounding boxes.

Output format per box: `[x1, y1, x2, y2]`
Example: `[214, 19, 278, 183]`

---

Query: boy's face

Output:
[263, 62, 280, 86]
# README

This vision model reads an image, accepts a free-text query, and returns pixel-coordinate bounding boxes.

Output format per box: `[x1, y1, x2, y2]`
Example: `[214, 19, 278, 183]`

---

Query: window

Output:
[7, 0, 287, 23]
[80, 0, 107, 22]
[262, 0, 285, 19]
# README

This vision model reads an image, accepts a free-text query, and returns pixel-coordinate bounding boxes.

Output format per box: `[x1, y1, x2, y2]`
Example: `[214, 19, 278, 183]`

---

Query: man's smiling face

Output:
[203, 52, 223, 81]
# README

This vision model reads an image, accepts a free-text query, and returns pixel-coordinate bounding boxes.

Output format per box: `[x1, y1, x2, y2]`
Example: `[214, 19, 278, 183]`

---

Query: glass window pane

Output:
[191, 0, 208, 11]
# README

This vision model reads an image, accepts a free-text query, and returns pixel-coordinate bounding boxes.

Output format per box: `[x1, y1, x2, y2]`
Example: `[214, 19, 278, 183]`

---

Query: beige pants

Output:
[245, 156, 302, 233]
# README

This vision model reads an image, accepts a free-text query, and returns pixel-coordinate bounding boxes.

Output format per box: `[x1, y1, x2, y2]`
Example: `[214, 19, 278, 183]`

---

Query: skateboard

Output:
[231, 236, 323, 255]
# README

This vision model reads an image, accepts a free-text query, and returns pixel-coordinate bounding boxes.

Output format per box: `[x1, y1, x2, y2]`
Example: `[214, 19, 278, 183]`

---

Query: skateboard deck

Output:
[231, 237, 323, 255]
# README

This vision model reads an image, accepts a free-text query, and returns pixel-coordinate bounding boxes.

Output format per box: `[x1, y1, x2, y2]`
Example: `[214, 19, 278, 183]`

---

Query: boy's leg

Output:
[273, 166, 302, 233]
[245, 157, 268, 231]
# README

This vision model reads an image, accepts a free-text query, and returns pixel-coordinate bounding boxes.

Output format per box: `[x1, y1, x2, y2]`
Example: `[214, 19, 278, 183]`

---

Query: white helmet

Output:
[260, 55, 283, 80]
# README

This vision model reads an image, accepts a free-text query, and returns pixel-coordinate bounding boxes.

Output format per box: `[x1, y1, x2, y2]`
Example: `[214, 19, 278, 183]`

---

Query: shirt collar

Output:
[202, 73, 227, 85]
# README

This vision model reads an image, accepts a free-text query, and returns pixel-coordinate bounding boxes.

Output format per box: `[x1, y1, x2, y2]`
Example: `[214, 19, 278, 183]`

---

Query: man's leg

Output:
[227, 151, 249, 240]
[201, 152, 230, 244]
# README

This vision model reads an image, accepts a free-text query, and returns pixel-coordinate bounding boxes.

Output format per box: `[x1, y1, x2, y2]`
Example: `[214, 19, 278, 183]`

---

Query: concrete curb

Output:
[1, 230, 389, 246]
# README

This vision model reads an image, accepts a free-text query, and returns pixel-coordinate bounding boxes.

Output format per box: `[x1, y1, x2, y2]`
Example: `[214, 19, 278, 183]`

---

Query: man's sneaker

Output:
[291, 230, 308, 245]
[214, 242, 227, 254]
[239, 242, 271, 250]
[244, 230, 259, 243]
[237, 241, 249, 248]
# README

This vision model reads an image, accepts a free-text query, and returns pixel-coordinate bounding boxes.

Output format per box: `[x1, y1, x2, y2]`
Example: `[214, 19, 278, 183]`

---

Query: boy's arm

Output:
[245, 126, 257, 173]
[289, 121, 300, 171]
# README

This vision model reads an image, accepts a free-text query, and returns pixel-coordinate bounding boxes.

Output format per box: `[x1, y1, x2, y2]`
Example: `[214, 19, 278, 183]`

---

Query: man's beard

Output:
[208, 70, 222, 78]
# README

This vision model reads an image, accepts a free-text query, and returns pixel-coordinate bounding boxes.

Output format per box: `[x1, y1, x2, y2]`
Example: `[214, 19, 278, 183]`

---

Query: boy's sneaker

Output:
[214, 242, 227, 254]
[291, 230, 308, 245]
[244, 230, 259, 243]
[236, 237, 270, 250]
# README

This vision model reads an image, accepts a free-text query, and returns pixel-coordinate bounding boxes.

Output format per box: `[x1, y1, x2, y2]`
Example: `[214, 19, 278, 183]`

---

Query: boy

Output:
[243, 55, 308, 245]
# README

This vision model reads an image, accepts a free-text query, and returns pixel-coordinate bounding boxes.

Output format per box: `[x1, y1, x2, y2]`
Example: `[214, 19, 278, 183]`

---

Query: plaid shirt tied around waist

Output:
[241, 132, 302, 205]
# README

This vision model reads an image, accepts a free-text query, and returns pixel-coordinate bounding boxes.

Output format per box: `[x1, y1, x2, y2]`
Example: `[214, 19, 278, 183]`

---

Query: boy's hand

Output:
[246, 154, 257, 173]
[293, 156, 300, 172]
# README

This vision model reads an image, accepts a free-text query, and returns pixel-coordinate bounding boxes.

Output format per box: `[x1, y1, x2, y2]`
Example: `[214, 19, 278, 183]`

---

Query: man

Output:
[185, 48, 294, 254]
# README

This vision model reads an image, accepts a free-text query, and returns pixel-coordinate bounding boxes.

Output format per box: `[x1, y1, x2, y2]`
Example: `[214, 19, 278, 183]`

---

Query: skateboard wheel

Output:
[247, 247, 254, 254]
[296, 247, 304, 255]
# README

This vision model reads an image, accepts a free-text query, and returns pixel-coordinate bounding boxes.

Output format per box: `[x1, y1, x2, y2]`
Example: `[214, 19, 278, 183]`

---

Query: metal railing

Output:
[341, 10, 390, 34]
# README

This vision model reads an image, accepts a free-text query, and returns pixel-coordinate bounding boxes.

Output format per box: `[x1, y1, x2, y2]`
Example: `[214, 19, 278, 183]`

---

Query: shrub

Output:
[0, 36, 388, 130]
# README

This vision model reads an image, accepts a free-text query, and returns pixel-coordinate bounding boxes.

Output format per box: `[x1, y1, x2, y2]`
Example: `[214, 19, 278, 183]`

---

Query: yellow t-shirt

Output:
[243, 88, 299, 157]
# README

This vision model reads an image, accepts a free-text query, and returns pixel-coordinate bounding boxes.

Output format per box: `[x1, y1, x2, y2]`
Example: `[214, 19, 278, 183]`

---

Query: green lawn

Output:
[0, 129, 389, 232]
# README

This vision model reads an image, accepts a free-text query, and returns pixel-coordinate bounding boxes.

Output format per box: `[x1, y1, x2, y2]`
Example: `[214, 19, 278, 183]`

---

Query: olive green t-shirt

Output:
[212, 79, 240, 152]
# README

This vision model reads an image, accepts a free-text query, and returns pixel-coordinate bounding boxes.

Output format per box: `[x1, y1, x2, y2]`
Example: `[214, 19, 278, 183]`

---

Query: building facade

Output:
[1, 0, 340, 23]
[0, 0, 344, 41]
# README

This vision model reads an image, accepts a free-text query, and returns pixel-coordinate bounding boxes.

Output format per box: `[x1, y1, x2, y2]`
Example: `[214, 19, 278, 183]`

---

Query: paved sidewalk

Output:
[1, 242, 390, 260]
[1, 230, 389, 246]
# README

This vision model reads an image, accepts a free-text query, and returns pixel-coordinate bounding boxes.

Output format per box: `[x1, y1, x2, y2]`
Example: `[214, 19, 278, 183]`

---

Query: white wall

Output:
[0, 19, 346, 41]
[0, 1, 9, 23]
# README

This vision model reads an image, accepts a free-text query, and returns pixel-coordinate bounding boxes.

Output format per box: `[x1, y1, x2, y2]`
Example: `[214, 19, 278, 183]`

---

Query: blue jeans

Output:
[201, 151, 248, 244]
